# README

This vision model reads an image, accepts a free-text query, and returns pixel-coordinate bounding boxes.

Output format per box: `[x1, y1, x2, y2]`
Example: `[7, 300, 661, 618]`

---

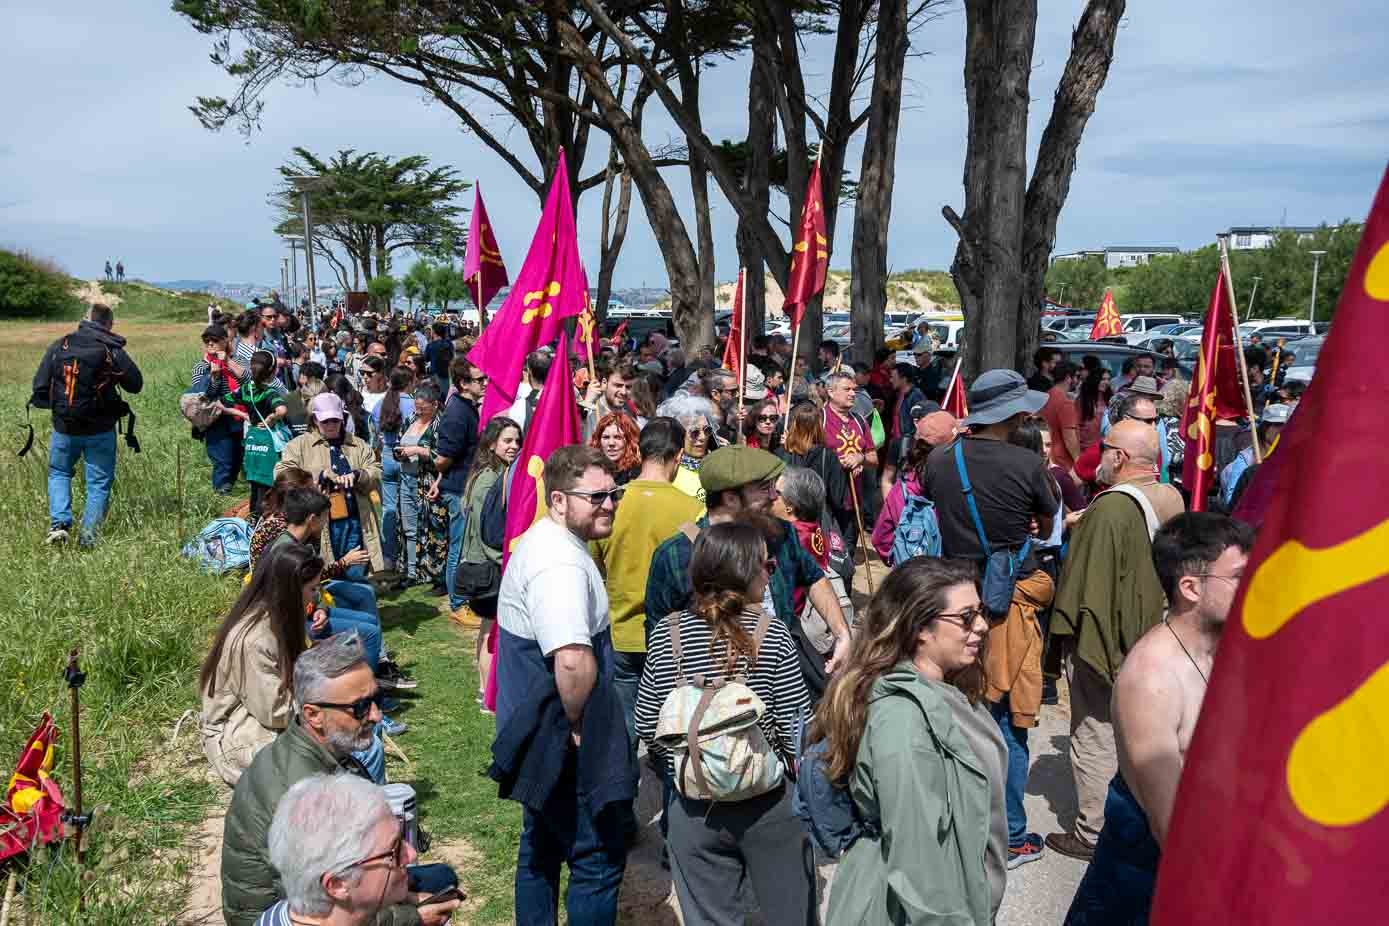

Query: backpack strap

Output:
[953, 440, 992, 557]
[666, 612, 689, 686]
[684, 686, 719, 798]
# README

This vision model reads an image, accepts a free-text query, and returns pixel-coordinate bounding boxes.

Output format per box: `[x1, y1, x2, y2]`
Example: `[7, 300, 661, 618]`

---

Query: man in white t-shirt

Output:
[494, 444, 626, 921]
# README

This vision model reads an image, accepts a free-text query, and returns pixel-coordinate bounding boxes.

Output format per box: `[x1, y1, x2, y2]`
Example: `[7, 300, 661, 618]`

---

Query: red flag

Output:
[1088, 289, 1122, 339]
[1152, 166, 1389, 925]
[608, 319, 629, 350]
[1, 713, 65, 864]
[722, 269, 745, 375]
[1178, 271, 1247, 510]
[782, 159, 829, 329]
[573, 293, 598, 363]
[462, 184, 509, 315]
[469, 152, 590, 429]
[941, 358, 968, 419]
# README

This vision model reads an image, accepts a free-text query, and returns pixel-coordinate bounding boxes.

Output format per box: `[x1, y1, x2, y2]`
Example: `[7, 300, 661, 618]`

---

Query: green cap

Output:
[699, 446, 785, 496]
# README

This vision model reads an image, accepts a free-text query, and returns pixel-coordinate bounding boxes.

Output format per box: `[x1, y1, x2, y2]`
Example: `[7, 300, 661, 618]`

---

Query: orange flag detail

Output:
[1088, 289, 1122, 339]
[1178, 270, 1247, 510]
[1152, 164, 1389, 924]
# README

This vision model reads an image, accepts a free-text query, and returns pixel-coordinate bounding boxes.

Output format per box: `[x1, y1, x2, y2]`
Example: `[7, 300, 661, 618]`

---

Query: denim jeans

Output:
[324, 579, 379, 619]
[442, 490, 467, 609]
[990, 696, 1031, 847]
[308, 607, 381, 671]
[611, 650, 645, 749]
[203, 416, 243, 493]
[380, 451, 402, 567]
[398, 473, 422, 578]
[515, 750, 627, 925]
[353, 727, 387, 785]
[327, 515, 370, 586]
[48, 429, 116, 540]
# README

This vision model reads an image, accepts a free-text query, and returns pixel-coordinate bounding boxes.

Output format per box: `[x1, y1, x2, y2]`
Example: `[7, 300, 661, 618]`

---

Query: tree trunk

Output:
[596, 137, 632, 325]
[1015, 0, 1126, 371]
[945, 0, 1038, 379]
[738, 31, 775, 341]
[849, 0, 909, 366]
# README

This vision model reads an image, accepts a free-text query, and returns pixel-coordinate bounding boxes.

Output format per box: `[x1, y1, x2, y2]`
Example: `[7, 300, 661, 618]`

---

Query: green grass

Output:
[97, 281, 240, 323]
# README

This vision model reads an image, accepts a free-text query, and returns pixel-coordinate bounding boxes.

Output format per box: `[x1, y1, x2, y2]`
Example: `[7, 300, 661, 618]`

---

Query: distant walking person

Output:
[103, 260, 113, 282]
[31, 304, 143, 546]
[115, 260, 125, 282]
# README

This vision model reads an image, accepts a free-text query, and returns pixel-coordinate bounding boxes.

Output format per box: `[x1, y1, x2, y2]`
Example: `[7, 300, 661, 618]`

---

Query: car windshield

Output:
[1282, 337, 1324, 367]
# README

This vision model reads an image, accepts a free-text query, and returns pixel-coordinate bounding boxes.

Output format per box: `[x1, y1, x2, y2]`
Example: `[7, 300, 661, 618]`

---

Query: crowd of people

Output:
[26, 294, 1281, 924]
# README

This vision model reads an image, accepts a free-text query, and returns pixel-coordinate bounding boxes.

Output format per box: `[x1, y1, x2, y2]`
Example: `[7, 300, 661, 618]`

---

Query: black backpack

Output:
[20, 334, 138, 457]
[479, 459, 517, 551]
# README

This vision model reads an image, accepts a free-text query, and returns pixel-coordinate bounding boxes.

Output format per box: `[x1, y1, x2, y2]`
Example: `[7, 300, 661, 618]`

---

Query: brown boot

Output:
[450, 603, 482, 629]
[1044, 832, 1095, 861]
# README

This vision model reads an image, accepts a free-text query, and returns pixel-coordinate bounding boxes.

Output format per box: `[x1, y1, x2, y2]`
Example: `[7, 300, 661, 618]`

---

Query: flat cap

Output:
[699, 446, 785, 495]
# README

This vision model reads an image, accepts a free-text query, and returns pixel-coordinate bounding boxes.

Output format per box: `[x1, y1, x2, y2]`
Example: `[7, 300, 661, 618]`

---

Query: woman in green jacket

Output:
[457, 415, 521, 704]
[817, 557, 1009, 925]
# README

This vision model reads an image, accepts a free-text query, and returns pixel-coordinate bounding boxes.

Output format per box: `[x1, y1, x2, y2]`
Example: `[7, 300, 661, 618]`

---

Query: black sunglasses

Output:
[565, 487, 625, 507]
[309, 691, 384, 721]
[756, 414, 779, 423]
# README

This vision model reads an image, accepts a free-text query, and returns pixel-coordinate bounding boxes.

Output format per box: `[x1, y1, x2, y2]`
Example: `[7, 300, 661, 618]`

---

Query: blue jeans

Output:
[443, 490, 467, 609]
[611, 651, 645, 749]
[353, 727, 387, 785]
[48, 429, 116, 540]
[990, 696, 1031, 847]
[324, 579, 379, 619]
[398, 473, 422, 578]
[1064, 776, 1159, 925]
[516, 750, 627, 925]
[308, 607, 381, 671]
[380, 452, 402, 566]
[203, 416, 243, 493]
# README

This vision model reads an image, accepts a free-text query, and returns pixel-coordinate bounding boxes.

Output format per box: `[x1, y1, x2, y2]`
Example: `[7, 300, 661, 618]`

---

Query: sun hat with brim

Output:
[1125, 375, 1163, 397]
[742, 365, 769, 401]
[310, 393, 347, 422]
[962, 369, 1048, 427]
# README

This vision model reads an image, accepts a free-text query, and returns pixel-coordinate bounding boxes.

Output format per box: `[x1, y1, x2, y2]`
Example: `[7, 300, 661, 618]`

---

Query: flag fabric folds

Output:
[468, 154, 589, 428]
[1088, 289, 1122, 339]
[1, 713, 65, 864]
[722, 269, 745, 376]
[941, 359, 968, 420]
[1178, 271, 1246, 510]
[462, 184, 509, 316]
[782, 160, 829, 329]
[1152, 165, 1389, 925]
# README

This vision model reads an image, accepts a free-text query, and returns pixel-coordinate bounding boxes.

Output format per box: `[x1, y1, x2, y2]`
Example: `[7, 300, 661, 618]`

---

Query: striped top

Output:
[635, 608, 811, 779]
[253, 900, 291, 926]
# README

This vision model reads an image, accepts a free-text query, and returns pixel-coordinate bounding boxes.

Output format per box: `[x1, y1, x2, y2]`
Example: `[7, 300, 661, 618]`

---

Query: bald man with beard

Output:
[1045, 419, 1185, 861]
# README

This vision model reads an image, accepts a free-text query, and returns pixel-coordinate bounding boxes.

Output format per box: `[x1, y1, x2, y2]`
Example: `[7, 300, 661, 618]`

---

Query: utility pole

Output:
[286, 238, 301, 311]
[289, 176, 333, 327]
[1309, 250, 1327, 322]
[1246, 275, 1261, 322]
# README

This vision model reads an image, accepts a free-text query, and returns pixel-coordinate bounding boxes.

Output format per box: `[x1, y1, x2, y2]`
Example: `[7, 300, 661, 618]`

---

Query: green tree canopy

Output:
[1044, 256, 1108, 311]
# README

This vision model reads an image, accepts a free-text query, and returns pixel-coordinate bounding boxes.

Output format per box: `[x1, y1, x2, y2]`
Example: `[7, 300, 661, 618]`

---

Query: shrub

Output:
[0, 249, 84, 319]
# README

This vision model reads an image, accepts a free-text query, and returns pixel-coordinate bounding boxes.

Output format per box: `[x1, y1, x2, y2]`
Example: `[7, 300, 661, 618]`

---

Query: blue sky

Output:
[2, 1, 1385, 290]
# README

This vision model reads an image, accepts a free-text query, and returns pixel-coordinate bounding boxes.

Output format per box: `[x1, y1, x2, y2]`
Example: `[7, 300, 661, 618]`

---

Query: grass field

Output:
[0, 299, 522, 922]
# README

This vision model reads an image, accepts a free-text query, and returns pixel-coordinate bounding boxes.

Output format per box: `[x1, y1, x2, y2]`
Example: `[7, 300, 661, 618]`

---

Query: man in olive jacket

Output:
[220, 636, 459, 926]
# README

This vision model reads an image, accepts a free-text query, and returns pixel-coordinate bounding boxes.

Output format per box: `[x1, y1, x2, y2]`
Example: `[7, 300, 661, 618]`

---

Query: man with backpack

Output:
[32, 304, 143, 547]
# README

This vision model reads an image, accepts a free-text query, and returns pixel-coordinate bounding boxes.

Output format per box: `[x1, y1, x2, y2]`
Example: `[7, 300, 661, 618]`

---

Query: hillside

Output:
[708, 267, 961, 314]
[90, 280, 242, 323]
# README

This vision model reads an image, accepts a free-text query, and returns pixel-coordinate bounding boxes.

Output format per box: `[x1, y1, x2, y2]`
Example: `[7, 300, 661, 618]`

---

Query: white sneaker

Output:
[45, 528, 70, 546]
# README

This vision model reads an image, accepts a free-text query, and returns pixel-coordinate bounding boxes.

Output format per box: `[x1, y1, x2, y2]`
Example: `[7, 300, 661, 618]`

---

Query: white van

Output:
[1238, 318, 1317, 341]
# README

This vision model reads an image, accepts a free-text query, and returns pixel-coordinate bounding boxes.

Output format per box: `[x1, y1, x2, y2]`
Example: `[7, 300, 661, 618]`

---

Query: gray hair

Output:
[656, 394, 719, 432]
[778, 465, 826, 523]
[267, 773, 393, 916]
[293, 633, 368, 707]
[824, 370, 856, 391]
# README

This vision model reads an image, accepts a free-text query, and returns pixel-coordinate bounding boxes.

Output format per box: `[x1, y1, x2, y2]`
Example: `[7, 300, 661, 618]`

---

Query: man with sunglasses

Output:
[433, 357, 484, 618]
[1048, 418, 1184, 863]
[492, 445, 634, 923]
[221, 634, 460, 926]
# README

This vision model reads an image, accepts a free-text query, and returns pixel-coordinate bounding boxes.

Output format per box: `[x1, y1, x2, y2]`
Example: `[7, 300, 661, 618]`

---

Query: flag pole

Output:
[476, 275, 484, 330]
[849, 478, 875, 594]
[736, 268, 748, 444]
[784, 321, 802, 435]
[1219, 237, 1262, 464]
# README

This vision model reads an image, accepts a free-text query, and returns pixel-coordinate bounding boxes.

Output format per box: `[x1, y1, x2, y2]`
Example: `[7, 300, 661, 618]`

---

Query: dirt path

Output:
[71, 279, 120, 308]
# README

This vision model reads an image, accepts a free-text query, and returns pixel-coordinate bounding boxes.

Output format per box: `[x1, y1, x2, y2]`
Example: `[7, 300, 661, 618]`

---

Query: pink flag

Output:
[469, 153, 590, 428]
[483, 329, 583, 710]
[462, 184, 509, 315]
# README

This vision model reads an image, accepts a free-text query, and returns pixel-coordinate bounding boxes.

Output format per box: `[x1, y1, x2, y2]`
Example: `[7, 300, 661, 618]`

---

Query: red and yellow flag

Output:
[1087, 289, 1122, 339]
[1178, 270, 1247, 510]
[722, 269, 745, 376]
[782, 159, 829, 330]
[941, 358, 969, 420]
[462, 184, 509, 320]
[1152, 166, 1389, 924]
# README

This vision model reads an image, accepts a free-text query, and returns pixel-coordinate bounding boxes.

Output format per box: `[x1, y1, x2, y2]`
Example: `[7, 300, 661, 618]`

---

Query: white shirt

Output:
[497, 516, 609, 656]
[506, 382, 536, 432]
[361, 389, 387, 418]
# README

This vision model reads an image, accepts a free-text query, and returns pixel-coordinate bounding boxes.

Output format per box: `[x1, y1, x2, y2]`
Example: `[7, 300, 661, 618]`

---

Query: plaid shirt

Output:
[643, 515, 826, 645]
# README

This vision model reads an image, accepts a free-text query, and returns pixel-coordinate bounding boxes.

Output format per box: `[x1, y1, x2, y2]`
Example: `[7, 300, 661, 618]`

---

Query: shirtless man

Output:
[1064, 512, 1254, 923]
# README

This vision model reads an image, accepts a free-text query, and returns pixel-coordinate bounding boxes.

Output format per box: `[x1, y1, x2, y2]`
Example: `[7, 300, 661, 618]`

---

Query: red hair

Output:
[589, 411, 641, 472]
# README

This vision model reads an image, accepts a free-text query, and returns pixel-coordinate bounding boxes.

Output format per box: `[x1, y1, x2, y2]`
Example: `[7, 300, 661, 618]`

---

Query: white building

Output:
[1223, 225, 1322, 250]
[1052, 246, 1179, 269]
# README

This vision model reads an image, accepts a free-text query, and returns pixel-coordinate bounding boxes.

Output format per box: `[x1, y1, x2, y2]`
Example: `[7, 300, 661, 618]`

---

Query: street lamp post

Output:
[288, 176, 333, 327]
[284, 237, 301, 312]
[1246, 276, 1261, 322]
[1308, 250, 1327, 322]
[1057, 283, 1067, 306]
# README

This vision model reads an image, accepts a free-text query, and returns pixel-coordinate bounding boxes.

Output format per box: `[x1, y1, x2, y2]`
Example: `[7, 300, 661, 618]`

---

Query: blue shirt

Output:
[433, 394, 479, 495]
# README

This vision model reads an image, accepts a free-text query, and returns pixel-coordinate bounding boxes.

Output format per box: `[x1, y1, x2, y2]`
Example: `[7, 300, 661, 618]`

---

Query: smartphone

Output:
[419, 886, 465, 906]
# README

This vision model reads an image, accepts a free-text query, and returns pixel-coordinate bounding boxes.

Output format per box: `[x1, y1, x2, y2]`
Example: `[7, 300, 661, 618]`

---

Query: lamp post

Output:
[283, 236, 302, 312]
[1308, 250, 1327, 323]
[1057, 283, 1067, 306]
[281, 257, 289, 299]
[287, 176, 333, 327]
[1246, 275, 1261, 322]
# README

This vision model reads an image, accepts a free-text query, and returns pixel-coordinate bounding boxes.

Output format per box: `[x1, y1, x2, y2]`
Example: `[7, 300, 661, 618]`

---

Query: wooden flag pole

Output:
[476, 276, 486, 331]
[1219, 238, 1262, 464]
[736, 269, 748, 444]
[849, 478, 875, 594]
[783, 321, 802, 435]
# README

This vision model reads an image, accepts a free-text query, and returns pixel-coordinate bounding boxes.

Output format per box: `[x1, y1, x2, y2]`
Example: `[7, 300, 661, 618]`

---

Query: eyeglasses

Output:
[260, 313, 277, 321]
[687, 426, 713, 439]
[1126, 414, 1158, 425]
[756, 415, 779, 423]
[565, 487, 625, 507]
[934, 605, 994, 630]
[1100, 442, 1127, 455]
[337, 823, 407, 875]
[308, 691, 383, 721]
[1198, 572, 1243, 586]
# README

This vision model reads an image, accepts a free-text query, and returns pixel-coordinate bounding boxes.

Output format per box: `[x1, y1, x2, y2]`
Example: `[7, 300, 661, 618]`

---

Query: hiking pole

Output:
[848, 478, 875, 594]
[63, 650, 89, 913]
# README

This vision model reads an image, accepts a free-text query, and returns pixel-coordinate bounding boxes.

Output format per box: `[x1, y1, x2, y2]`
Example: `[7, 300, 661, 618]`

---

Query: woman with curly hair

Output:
[655, 394, 722, 502]
[817, 557, 1008, 924]
[589, 411, 642, 485]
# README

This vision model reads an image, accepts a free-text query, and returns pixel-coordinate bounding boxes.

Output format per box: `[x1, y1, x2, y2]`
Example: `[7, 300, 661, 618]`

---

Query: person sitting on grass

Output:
[256, 774, 423, 926]
[200, 543, 321, 787]
[220, 636, 461, 926]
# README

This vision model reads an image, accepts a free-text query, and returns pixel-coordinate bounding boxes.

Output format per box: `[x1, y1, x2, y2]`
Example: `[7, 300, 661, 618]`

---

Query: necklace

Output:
[1164, 618, 1208, 684]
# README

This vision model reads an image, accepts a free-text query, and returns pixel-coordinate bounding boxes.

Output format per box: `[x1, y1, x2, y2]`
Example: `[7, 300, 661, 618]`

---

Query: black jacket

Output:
[32, 321, 143, 435]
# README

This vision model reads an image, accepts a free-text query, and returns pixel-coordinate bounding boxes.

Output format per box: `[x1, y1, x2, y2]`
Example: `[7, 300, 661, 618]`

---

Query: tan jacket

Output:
[200, 610, 291, 786]
[275, 431, 386, 572]
[984, 569, 1056, 728]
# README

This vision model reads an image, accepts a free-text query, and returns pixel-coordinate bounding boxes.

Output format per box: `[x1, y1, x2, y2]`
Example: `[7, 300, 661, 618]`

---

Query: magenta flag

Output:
[469, 152, 590, 428]
[462, 184, 509, 313]
[483, 329, 583, 710]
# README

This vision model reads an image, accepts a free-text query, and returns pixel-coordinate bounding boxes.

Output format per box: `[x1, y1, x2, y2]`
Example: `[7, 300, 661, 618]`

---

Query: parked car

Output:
[1134, 335, 1201, 362]
[1278, 336, 1325, 384]
[1044, 314, 1098, 336]
[1120, 314, 1185, 344]
[1052, 341, 1193, 382]
[1238, 318, 1317, 341]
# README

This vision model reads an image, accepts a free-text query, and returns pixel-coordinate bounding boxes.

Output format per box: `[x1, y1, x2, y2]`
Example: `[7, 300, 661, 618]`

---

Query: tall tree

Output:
[271, 148, 469, 286]
[944, 0, 1126, 376]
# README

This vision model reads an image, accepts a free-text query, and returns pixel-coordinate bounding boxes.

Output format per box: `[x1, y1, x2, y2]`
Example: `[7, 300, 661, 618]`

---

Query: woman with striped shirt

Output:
[635, 520, 816, 926]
